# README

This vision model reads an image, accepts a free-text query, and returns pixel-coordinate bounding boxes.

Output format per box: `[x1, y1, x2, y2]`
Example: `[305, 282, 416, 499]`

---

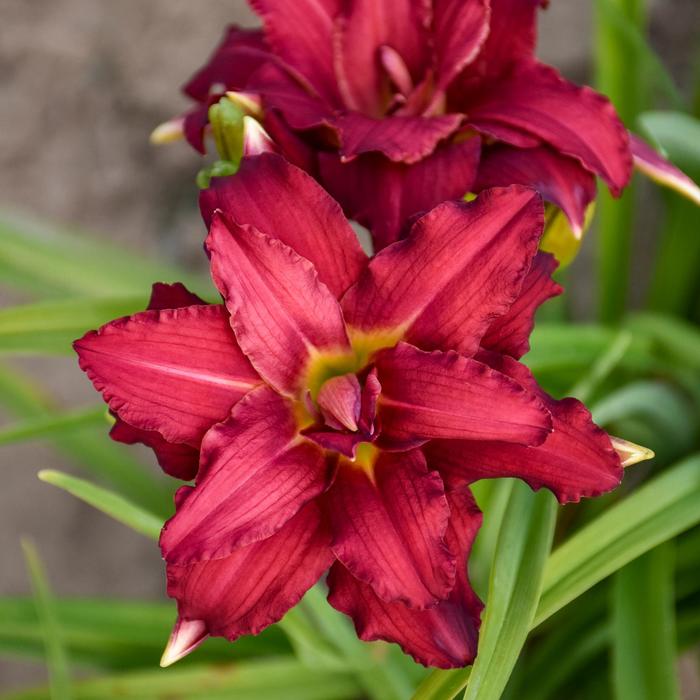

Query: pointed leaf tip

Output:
[611, 436, 655, 468]
[160, 618, 208, 668]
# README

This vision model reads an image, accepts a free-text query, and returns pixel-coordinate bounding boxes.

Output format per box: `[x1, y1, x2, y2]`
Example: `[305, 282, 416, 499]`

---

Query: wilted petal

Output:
[161, 386, 330, 565]
[375, 343, 552, 446]
[475, 144, 598, 237]
[200, 153, 366, 299]
[342, 187, 543, 356]
[426, 353, 623, 503]
[334, 0, 428, 115]
[320, 137, 480, 249]
[336, 112, 463, 163]
[327, 488, 482, 668]
[466, 62, 632, 195]
[481, 252, 562, 359]
[167, 501, 332, 641]
[326, 450, 455, 608]
[110, 419, 199, 482]
[206, 213, 351, 395]
[432, 0, 490, 91]
[183, 25, 269, 103]
[249, 0, 341, 104]
[630, 133, 700, 206]
[74, 305, 259, 444]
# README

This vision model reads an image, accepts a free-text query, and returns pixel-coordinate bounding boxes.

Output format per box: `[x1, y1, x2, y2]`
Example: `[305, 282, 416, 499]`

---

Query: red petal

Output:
[200, 153, 366, 299]
[334, 0, 428, 115]
[432, 0, 490, 91]
[161, 386, 331, 565]
[317, 373, 361, 431]
[465, 62, 632, 195]
[249, 0, 342, 104]
[167, 501, 332, 641]
[475, 144, 597, 237]
[342, 187, 543, 356]
[481, 252, 562, 359]
[326, 449, 455, 608]
[110, 419, 199, 482]
[320, 138, 480, 250]
[327, 488, 482, 668]
[375, 343, 552, 446]
[147, 282, 206, 311]
[336, 112, 463, 164]
[206, 213, 351, 396]
[182, 102, 213, 155]
[183, 25, 269, 103]
[426, 353, 623, 503]
[74, 305, 260, 444]
[631, 133, 700, 206]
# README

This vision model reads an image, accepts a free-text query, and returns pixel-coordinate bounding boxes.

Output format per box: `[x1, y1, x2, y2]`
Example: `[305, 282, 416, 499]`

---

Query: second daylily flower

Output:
[76, 154, 636, 668]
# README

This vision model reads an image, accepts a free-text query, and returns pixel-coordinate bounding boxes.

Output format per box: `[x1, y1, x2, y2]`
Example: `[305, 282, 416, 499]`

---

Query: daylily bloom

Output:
[161, 0, 700, 250]
[75, 154, 641, 668]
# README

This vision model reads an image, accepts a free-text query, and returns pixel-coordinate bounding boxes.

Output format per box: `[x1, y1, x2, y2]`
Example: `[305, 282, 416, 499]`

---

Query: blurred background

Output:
[1, 0, 699, 694]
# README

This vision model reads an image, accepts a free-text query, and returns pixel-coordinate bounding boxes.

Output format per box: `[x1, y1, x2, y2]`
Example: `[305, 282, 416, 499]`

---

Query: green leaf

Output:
[21, 540, 72, 700]
[38, 470, 164, 540]
[535, 453, 700, 626]
[0, 296, 146, 355]
[413, 484, 556, 700]
[627, 312, 700, 371]
[0, 362, 171, 516]
[638, 111, 700, 179]
[0, 597, 288, 670]
[463, 485, 557, 700]
[0, 210, 207, 299]
[0, 659, 361, 700]
[612, 543, 680, 700]
[0, 406, 107, 446]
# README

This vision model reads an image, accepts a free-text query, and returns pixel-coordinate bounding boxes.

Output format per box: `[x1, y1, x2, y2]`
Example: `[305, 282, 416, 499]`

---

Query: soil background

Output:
[1, 0, 698, 694]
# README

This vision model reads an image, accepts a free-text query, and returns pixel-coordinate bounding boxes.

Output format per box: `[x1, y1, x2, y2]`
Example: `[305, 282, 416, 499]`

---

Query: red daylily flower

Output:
[166, 0, 699, 250]
[75, 154, 630, 668]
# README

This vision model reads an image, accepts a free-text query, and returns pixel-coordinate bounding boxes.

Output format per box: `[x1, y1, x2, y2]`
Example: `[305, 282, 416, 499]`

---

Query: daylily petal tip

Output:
[159, 618, 208, 668]
[150, 118, 185, 145]
[243, 116, 276, 156]
[610, 436, 655, 468]
[225, 90, 264, 118]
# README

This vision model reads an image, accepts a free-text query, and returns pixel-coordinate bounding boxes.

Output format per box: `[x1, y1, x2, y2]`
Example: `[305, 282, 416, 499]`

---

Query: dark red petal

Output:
[326, 450, 455, 608]
[183, 25, 269, 102]
[426, 353, 623, 503]
[147, 282, 206, 311]
[465, 62, 632, 195]
[334, 0, 428, 115]
[432, 0, 490, 91]
[262, 109, 318, 174]
[342, 187, 544, 356]
[320, 138, 480, 250]
[250, 60, 337, 132]
[74, 305, 260, 444]
[375, 343, 552, 445]
[200, 153, 366, 299]
[182, 102, 214, 155]
[463, 0, 542, 84]
[167, 501, 332, 641]
[481, 252, 562, 359]
[249, 0, 342, 104]
[336, 112, 463, 164]
[110, 419, 199, 482]
[161, 386, 330, 565]
[206, 213, 351, 396]
[327, 488, 482, 669]
[475, 144, 597, 237]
